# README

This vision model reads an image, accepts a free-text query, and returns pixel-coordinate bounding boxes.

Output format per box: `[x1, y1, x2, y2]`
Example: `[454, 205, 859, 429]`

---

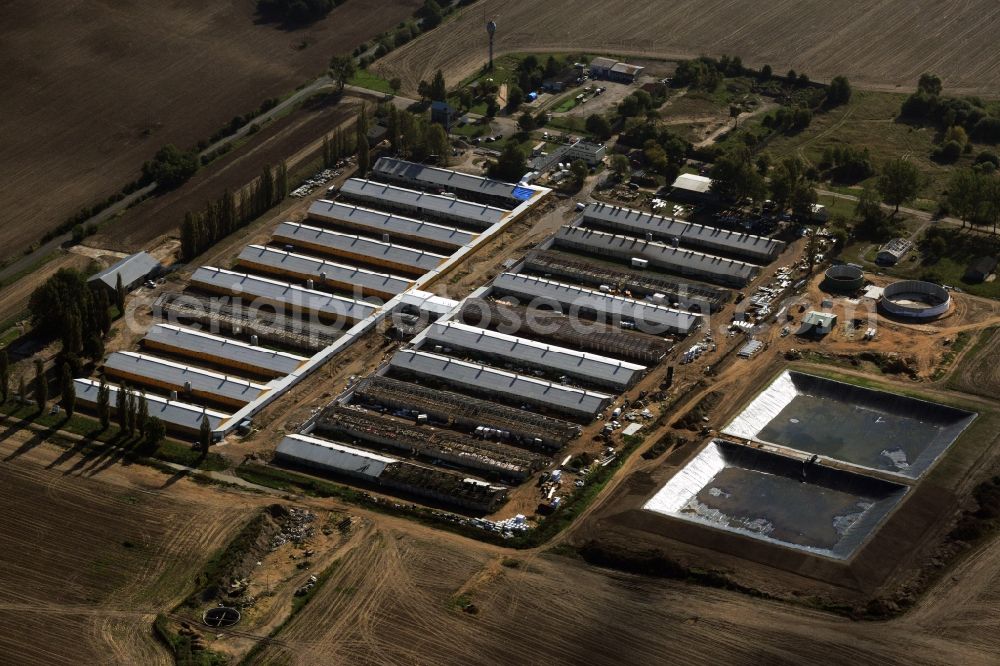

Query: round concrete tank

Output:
[879, 280, 951, 320]
[822, 264, 864, 293]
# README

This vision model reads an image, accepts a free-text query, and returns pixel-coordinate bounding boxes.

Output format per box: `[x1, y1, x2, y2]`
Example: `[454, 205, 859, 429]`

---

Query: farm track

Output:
[377, 0, 1000, 97]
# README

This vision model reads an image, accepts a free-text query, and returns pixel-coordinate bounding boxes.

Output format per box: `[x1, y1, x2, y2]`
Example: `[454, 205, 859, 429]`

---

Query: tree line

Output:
[180, 161, 289, 261]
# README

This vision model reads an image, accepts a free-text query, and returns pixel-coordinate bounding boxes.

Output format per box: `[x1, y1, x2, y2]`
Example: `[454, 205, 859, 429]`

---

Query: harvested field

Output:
[89, 94, 363, 253]
[0, 433, 258, 665]
[376, 0, 1000, 96]
[0, 0, 420, 255]
[949, 326, 1000, 398]
[248, 518, 1000, 665]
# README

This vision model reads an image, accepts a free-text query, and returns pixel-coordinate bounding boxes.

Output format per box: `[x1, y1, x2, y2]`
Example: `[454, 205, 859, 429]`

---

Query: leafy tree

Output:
[33, 359, 47, 412]
[329, 54, 356, 92]
[356, 105, 371, 177]
[759, 64, 773, 80]
[389, 78, 402, 96]
[145, 417, 166, 448]
[257, 0, 338, 25]
[115, 273, 126, 313]
[487, 142, 528, 182]
[429, 70, 447, 102]
[877, 158, 921, 216]
[19, 376, 26, 405]
[826, 76, 852, 107]
[0, 349, 9, 403]
[125, 387, 136, 437]
[60, 362, 75, 418]
[585, 114, 612, 140]
[141, 145, 198, 189]
[945, 168, 988, 229]
[97, 375, 110, 430]
[137, 392, 149, 438]
[116, 381, 128, 431]
[485, 96, 499, 119]
[507, 85, 525, 111]
[769, 157, 817, 219]
[517, 111, 536, 133]
[709, 148, 766, 204]
[426, 124, 450, 164]
[917, 73, 943, 96]
[199, 414, 212, 455]
[610, 154, 631, 179]
[569, 160, 589, 190]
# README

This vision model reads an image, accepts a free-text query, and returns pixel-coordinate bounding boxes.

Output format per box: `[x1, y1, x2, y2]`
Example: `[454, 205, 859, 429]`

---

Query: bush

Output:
[141, 145, 198, 189]
[932, 140, 963, 164]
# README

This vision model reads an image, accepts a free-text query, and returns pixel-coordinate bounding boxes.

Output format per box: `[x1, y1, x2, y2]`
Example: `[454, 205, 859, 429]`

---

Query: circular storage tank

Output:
[879, 280, 951, 320]
[822, 264, 864, 293]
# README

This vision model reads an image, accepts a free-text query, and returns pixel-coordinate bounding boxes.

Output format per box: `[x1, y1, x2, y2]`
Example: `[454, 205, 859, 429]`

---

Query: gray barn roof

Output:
[389, 349, 611, 419]
[143, 324, 307, 377]
[88, 251, 161, 290]
[308, 200, 476, 249]
[373, 157, 521, 207]
[339, 179, 507, 230]
[422, 321, 645, 390]
[237, 245, 412, 298]
[190, 267, 376, 323]
[105, 351, 269, 405]
[491, 272, 701, 335]
[555, 225, 759, 287]
[74, 378, 229, 431]
[272, 221, 446, 273]
[276, 434, 395, 479]
[582, 203, 784, 262]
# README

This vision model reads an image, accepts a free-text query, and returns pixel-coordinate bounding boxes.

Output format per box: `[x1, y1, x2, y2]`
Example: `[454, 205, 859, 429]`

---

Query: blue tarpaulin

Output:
[511, 186, 534, 201]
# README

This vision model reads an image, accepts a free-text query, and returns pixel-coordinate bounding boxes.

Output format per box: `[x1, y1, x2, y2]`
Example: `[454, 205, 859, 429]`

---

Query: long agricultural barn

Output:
[555, 225, 759, 287]
[190, 267, 376, 324]
[142, 324, 307, 378]
[491, 272, 701, 336]
[581, 203, 785, 263]
[272, 221, 446, 275]
[389, 349, 612, 419]
[372, 157, 523, 208]
[104, 351, 269, 408]
[74, 378, 229, 434]
[338, 179, 508, 230]
[308, 200, 476, 250]
[237, 245, 412, 300]
[422, 321, 645, 390]
[351, 375, 581, 449]
[276, 433, 396, 480]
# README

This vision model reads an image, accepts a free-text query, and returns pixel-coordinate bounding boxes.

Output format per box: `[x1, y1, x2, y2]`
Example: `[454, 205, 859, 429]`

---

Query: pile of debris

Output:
[269, 508, 316, 551]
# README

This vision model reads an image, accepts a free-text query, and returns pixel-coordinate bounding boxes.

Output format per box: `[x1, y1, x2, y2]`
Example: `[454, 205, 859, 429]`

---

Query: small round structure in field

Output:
[822, 264, 864, 293]
[879, 280, 951, 320]
[203, 606, 241, 628]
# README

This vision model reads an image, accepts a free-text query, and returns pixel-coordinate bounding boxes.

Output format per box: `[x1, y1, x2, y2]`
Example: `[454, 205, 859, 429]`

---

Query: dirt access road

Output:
[377, 0, 1000, 97]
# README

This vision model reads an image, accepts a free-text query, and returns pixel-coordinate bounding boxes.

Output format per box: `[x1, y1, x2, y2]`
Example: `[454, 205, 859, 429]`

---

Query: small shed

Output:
[876, 238, 913, 265]
[87, 252, 161, 297]
[669, 173, 715, 203]
[964, 256, 998, 283]
[796, 311, 838, 337]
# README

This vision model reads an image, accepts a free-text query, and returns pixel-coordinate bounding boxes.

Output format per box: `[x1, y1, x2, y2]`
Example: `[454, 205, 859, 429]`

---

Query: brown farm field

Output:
[949, 326, 1000, 398]
[376, 0, 1000, 97]
[0, 0, 420, 256]
[0, 432, 259, 665]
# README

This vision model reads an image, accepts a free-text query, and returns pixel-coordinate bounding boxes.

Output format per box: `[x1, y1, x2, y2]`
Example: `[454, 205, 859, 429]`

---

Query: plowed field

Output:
[377, 0, 1000, 97]
[0, 0, 420, 255]
[0, 432, 257, 665]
